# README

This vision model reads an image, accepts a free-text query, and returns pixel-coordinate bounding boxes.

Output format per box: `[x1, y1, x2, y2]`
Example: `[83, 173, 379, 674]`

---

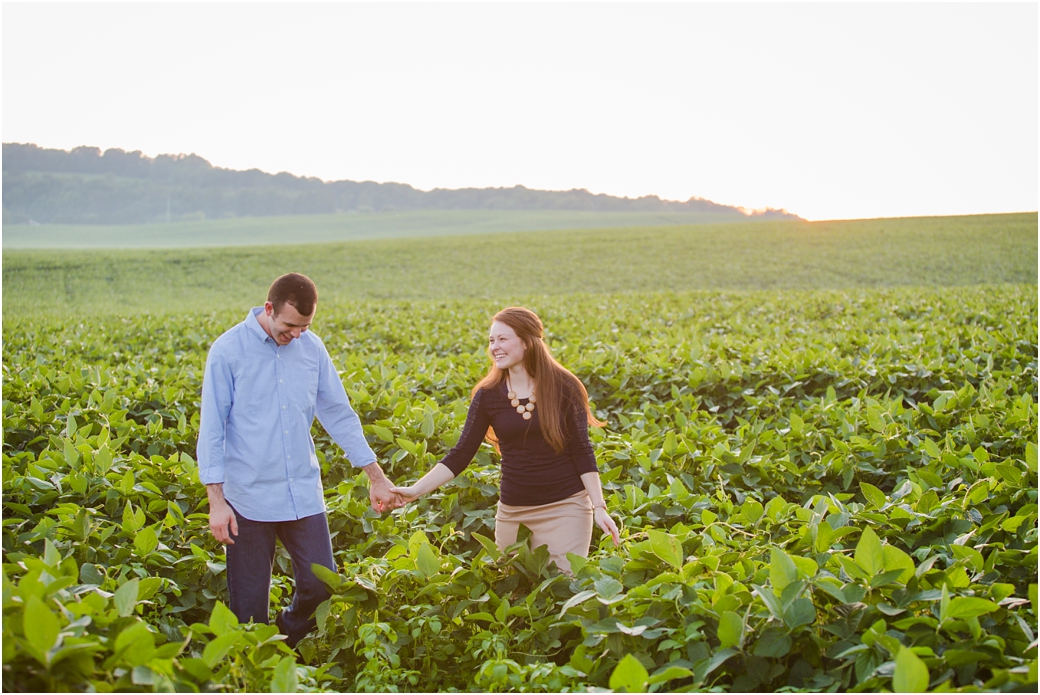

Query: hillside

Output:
[3, 213, 1034, 316]
[0, 210, 758, 250]
[2, 142, 798, 225]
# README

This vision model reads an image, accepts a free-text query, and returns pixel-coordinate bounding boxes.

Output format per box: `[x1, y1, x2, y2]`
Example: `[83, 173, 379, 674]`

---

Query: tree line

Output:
[2, 142, 797, 225]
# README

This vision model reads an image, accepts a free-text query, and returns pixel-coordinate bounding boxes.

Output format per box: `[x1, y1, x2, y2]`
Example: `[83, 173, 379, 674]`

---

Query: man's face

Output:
[265, 301, 314, 346]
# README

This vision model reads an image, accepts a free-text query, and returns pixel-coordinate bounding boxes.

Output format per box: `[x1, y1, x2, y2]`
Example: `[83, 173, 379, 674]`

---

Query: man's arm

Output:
[207, 483, 238, 544]
[198, 348, 237, 538]
[313, 343, 394, 513]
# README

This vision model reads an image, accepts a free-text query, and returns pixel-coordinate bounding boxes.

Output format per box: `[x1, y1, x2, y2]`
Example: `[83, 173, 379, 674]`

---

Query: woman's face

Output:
[488, 321, 526, 371]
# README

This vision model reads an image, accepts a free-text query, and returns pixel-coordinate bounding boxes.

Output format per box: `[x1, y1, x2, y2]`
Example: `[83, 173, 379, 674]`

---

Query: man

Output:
[197, 272, 396, 648]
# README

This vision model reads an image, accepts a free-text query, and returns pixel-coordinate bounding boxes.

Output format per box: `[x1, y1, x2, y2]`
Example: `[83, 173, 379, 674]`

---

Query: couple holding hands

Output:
[198, 273, 619, 647]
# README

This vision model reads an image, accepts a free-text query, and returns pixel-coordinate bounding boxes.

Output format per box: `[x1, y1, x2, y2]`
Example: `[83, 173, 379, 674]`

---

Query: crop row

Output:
[2, 285, 1037, 691]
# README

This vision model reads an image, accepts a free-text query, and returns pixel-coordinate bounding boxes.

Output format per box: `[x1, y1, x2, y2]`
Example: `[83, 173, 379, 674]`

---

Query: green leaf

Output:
[558, 590, 597, 617]
[202, 632, 240, 669]
[609, 654, 649, 693]
[752, 584, 784, 620]
[134, 526, 158, 557]
[945, 597, 998, 620]
[271, 655, 298, 693]
[122, 502, 143, 534]
[471, 532, 503, 561]
[371, 425, 394, 443]
[790, 554, 818, 578]
[741, 498, 764, 526]
[854, 526, 884, 576]
[310, 563, 343, 590]
[717, 611, 743, 650]
[594, 576, 624, 600]
[80, 563, 104, 586]
[94, 444, 113, 473]
[860, 482, 886, 509]
[209, 601, 239, 636]
[870, 569, 908, 589]
[789, 412, 804, 435]
[882, 544, 915, 583]
[421, 412, 435, 439]
[648, 529, 683, 570]
[770, 548, 798, 593]
[120, 469, 135, 494]
[783, 597, 816, 630]
[42, 539, 62, 567]
[699, 647, 738, 678]
[114, 622, 156, 667]
[416, 542, 440, 579]
[114, 578, 140, 618]
[23, 597, 60, 657]
[922, 438, 941, 459]
[663, 431, 677, 456]
[132, 666, 155, 686]
[647, 665, 694, 685]
[753, 628, 792, 658]
[893, 647, 929, 692]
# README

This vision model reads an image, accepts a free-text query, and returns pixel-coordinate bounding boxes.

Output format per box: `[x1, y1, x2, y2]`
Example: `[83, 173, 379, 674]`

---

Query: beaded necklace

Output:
[506, 377, 536, 420]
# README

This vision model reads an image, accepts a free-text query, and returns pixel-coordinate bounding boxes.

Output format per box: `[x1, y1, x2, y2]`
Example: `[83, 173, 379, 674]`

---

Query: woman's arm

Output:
[580, 471, 620, 545]
[391, 389, 490, 504]
[391, 463, 456, 503]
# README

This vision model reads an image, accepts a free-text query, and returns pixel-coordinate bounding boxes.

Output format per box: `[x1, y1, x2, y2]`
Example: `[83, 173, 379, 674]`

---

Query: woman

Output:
[390, 307, 620, 574]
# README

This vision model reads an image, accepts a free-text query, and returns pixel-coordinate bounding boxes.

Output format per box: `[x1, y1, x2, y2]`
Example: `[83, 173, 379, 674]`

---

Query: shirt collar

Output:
[246, 306, 275, 344]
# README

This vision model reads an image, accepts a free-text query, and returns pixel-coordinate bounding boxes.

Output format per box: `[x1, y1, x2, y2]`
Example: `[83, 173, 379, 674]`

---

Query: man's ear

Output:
[264, 301, 274, 317]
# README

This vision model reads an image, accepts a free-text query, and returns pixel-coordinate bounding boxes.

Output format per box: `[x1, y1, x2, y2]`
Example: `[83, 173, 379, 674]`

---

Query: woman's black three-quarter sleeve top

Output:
[438, 379, 599, 506]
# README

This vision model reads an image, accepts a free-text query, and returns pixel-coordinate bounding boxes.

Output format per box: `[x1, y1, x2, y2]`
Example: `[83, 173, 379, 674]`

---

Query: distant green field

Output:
[0, 209, 749, 249]
[3, 213, 1034, 316]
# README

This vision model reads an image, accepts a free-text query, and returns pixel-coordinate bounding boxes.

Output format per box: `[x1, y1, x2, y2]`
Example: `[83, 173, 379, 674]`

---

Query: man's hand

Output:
[206, 483, 238, 544]
[362, 462, 397, 514]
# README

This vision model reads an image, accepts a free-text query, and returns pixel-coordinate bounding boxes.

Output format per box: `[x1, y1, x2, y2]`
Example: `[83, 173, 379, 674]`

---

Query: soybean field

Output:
[2, 214, 1037, 692]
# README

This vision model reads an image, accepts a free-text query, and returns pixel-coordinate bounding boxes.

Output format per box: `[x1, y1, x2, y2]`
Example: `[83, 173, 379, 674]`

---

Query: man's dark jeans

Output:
[225, 506, 335, 647]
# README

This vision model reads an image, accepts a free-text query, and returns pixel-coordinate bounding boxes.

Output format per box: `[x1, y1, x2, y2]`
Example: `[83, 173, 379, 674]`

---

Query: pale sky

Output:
[3, 2, 1037, 221]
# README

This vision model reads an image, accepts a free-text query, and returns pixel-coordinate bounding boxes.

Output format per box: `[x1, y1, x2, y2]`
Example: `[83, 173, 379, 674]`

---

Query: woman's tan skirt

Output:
[495, 491, 593, 574]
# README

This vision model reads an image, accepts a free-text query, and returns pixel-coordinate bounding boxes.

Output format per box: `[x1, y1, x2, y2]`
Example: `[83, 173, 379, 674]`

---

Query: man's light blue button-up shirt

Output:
[197, 307, 376, 522]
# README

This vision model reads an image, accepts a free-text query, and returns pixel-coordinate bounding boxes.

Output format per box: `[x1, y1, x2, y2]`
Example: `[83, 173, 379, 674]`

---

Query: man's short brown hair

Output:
[268, 273, 317, 316]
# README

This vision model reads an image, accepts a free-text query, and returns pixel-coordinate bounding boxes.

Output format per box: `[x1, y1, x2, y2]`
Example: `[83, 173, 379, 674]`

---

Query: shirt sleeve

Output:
[197, 346, 233, 485]
[314, 342, 378, 468]
[438, 389, 491, 477]
[566, 383, 599, 476]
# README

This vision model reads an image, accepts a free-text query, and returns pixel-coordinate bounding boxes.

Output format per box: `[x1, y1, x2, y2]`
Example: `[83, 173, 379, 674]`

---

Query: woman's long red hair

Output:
[473, 307, 603, 454]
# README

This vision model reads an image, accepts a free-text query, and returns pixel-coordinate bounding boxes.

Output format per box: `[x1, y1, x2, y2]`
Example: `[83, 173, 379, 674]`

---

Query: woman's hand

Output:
[389, 485, 421, 506]
[594, 507, 621, 546]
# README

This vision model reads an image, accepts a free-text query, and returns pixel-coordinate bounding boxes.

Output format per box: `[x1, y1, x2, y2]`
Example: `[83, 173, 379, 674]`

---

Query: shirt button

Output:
[287, 455, 291, 459]
[282, 405, 286, 410]
[279, 379, 283, 383]
[284, 430, 289, 434]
